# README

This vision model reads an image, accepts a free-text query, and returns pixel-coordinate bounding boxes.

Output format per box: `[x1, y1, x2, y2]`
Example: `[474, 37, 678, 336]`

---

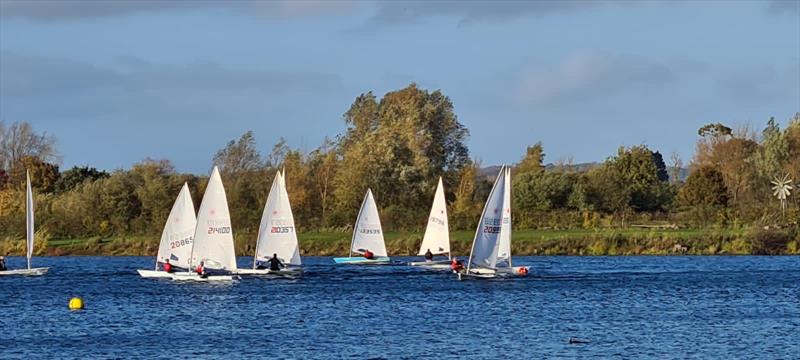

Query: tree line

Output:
[0, 84, 798, 243]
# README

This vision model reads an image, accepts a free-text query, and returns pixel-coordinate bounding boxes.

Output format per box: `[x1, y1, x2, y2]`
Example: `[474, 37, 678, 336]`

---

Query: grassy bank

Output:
[2, 227, 798, 256]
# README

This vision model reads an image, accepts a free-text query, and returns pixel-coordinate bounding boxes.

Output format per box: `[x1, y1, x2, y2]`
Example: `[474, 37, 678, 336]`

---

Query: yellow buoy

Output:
[68, 297, 84, 310]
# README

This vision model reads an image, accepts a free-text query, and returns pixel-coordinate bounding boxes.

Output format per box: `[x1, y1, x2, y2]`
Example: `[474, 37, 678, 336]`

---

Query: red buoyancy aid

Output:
[450, 260, 463, 271]
[163, 262, 172, 273]
[196, 265, 203, 274]
[364, 250, 374, 259]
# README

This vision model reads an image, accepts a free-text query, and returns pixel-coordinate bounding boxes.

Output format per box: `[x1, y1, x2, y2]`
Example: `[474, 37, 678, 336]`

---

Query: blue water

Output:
[1, 256, 799, 359]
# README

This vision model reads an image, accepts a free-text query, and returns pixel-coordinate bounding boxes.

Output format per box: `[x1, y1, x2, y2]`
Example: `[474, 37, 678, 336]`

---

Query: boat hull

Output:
[137, 269, 174, 278]
[234, 267, 303, 276]
[168, 272, 237, 282]
[457, 266, 530, 280]
[333, 257, 391, 265]
[409, 259, 452, 269]
[0, 267, 48, 276]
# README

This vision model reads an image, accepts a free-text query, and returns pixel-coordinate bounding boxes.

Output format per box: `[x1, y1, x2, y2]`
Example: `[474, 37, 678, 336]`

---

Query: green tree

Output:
[515, 142, 545, 178]
[678, 166, 728, 226]
[54, 166, 109, 194]
[8, 156, 60, 192]
[605, 145, 672, 212]
[334, 84, 469, 229]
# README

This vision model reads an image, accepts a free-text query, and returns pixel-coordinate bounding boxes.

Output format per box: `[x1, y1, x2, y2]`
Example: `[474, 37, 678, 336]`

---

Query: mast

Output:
[505, 166, 512, 268]
[26, 170, 33, 270]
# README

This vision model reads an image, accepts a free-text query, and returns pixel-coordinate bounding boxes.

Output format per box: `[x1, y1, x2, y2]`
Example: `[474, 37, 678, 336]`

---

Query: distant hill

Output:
[479, 163, 689, 181]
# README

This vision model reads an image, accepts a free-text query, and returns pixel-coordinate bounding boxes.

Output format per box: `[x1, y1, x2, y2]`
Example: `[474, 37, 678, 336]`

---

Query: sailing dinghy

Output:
[457, 166, 528, 280]
[409, 177, 451, 268]
[170, 166, 237, 281]
[137, 183, 196, 278]
[0, 170, 48, 276]
[333, 189, 390, 264]
[236, 170, 302, 276]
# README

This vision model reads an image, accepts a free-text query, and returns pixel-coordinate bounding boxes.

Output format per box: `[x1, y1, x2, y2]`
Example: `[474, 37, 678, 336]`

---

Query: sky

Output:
[1, 0, 798, 174]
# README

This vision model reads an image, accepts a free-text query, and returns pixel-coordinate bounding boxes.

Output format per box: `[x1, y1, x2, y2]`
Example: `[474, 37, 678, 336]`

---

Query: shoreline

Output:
[3, 228, 797, 256]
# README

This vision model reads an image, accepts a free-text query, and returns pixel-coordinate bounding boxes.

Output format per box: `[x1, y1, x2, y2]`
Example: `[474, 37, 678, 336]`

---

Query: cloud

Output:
[767, 0, 800, 15]
[0, 0, 357, 21]
[0, 52, 343, 97]
[366, 0, 633, 26]
[714, 64, 800, 105]
[513, 50, 677, 105]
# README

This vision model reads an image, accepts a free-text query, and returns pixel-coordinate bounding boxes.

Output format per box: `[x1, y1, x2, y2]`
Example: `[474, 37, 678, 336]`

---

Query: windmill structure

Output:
[771, 174, 793, 222]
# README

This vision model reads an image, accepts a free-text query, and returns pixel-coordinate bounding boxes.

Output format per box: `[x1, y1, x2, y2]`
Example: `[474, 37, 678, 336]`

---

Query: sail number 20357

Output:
[270, 226, 294, 233]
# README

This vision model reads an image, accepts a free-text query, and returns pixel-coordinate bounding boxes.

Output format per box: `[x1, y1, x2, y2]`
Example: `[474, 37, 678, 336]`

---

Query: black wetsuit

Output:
[0, 259, 6, 271]
[425, 250, 433, 260]
[268, 257, 284, 271]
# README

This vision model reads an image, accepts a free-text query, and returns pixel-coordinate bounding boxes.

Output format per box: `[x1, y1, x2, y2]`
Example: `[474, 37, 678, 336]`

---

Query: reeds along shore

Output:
[1, 227, 797, 257]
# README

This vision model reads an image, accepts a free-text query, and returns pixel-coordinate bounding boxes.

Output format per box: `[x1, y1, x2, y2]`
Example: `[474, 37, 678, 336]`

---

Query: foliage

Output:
[0, 92, 798, 246]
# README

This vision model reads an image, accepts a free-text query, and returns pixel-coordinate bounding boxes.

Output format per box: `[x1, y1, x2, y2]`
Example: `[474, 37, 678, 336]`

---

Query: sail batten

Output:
[418, 177, 450, 257]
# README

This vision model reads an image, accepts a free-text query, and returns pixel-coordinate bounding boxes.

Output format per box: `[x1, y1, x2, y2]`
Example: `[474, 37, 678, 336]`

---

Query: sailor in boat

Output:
[162, 259, 174, 273]
[450, 258, 464, 273]
[267, 253, 285, 271]
[424, 249, 434, 261]
[257, 253, 286, 271]
[0, 256, 6, 271]
[195, 260, 207, 278]
[363, 249, 375, 260]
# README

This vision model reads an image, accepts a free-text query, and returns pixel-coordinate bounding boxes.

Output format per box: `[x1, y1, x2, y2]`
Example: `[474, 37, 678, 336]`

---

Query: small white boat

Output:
[333, 189, 391, 265]
[242, 170, 303, 276]
[410, 177, 452, 268]
[459, 165, 529, 280]
[0, 268, 49, 276]
[1, 170, 48, 277]
[178, 166, 239, 282]
[138, 183, 196, 278]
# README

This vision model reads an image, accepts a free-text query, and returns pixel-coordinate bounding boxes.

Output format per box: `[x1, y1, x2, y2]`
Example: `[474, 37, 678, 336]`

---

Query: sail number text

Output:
[208, 226, 231, 235]
[170, 237, 193, 249]
[270, 226, 294, 233]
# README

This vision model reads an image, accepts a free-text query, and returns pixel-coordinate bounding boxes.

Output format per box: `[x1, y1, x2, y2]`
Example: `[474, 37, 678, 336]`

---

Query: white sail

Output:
[190, 166, 237, 270]
[350, 189, 387, 257]
[26, 170, 34, 269]
[467, 165, 507, 271]
[497, 167, 512, 267]
[155, 183, 197, 269]
[418, 177, 450, 257]
[254, 171, 301, 266]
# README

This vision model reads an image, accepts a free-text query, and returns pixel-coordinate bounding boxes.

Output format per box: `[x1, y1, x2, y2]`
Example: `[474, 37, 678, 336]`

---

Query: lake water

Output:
[1, 256, 799, 359]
